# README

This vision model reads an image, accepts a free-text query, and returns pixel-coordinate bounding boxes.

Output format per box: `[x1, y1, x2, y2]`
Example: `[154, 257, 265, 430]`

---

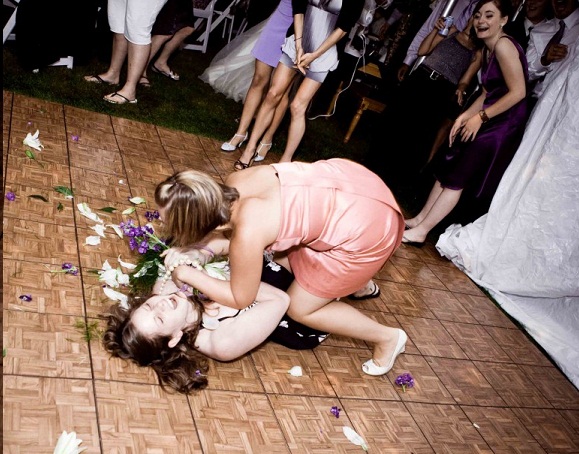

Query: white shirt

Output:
[402, 0, 479, 66]
[526, 7, 579, 97]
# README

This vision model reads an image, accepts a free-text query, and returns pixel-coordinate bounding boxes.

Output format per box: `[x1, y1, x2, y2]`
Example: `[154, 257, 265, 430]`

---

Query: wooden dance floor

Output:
[3, 92, 579, 453]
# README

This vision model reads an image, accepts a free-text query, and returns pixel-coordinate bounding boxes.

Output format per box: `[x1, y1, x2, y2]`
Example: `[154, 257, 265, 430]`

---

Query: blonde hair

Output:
[155, 170, 239, 247]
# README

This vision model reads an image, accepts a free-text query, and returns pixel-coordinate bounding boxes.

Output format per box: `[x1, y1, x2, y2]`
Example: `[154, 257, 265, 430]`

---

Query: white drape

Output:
[436, 40, 579, 388]
[199, 21, 267, 103]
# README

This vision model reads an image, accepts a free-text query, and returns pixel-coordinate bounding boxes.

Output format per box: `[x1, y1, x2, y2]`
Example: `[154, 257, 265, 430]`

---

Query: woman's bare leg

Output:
[152, 26, 194, 75]
[143, 34, 172, 79]
[238, 64, 297, 165]
[286, 283, 402, 368]
[105, 41, 150, 102]
[279, 77, 322, 162]
[258, 80, 291, 156]
[226, 60, 274, 148]
[86, 32, 127, 84]
[404, 186, 463, 243]
[426, 118, 453, 164]
[404, 180, 445, 228]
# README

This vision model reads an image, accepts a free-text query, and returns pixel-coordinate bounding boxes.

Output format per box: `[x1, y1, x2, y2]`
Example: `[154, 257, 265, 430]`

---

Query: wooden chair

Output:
[327, 63, 387, 143]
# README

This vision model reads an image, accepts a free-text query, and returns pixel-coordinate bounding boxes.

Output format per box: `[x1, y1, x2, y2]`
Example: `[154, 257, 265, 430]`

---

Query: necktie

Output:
[542, 20, 566, 58]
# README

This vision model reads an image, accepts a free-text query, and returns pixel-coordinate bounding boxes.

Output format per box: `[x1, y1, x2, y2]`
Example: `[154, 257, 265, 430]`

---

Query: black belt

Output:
[419, 65, 451, 83]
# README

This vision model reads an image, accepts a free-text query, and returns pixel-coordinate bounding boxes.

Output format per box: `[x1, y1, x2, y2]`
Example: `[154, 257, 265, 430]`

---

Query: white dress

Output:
[199, 21, 267, 103]
[436, 40, 579, 388]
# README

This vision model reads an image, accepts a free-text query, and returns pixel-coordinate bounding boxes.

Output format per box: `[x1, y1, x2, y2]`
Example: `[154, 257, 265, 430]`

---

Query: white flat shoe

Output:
[221, 132, 248, 152]
[362, 329, 407, 376]
[254, 142, 272, 162]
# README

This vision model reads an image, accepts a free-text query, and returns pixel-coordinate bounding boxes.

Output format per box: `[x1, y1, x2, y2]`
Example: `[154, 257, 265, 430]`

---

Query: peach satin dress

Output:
[269, 159, 404, 298]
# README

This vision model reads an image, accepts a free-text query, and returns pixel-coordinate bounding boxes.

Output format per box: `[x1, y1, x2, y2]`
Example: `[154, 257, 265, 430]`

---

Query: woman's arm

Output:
[297, 28, 346, 74]
[449, 90, 485, 146]
[417, 17, 446, 56]
[196, 283, 290, 361]
[452, 39, 526, 144]
[455, 50, 482, 106]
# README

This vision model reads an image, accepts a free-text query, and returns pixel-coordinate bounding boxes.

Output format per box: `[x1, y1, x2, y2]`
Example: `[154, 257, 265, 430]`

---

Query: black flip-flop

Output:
[151, 65, 180, 81]
[85, 75, 116, 85]
[104, 92, 137, 105]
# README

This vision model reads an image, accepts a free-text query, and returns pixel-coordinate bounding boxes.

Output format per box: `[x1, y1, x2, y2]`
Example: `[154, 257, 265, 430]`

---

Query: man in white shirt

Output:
[397, 0, 480, 81]
[505, 0, 551, 50]
[526, 0, 579, 98]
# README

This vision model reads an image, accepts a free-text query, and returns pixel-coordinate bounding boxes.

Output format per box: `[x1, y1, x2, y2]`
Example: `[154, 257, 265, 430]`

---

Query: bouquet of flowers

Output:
[119, 217, 169, 294]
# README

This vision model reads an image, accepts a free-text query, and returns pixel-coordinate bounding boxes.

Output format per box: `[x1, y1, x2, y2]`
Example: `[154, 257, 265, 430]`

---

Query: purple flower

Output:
[395, 373, 415, 392]
[330, 406, 341, 418]
[27, 121, 32, 126]
[62, 262, 73, 270]
[144, 210, 160, 222]
[138, 240, 149, 254]
[59, 263, 79, 275]
[128, 238, 138, 251]
[19, 294, 32, 302]
[5, 191, 16, 201]
[71, 134, 79, 142]
[195, 370, 202, 376]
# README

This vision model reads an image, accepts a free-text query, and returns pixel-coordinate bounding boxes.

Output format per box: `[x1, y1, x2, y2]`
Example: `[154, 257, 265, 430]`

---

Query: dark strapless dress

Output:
[436, 36, 529, 199]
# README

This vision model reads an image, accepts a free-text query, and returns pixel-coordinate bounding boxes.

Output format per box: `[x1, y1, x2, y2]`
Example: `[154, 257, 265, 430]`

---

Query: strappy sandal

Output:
[221, 132, 248, 152]
[151, 65, 180, 81]
[254, 142, 272, 162]
[233, 151, 258, 171]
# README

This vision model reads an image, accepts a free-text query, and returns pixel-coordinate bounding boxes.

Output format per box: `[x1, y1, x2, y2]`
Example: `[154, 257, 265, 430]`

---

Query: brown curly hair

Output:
[102, 294, 209, 394]
[155, 170, 239, 248]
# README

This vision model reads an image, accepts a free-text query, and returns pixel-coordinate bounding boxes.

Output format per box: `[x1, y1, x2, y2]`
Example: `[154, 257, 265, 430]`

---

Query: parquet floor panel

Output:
[4, 92, 578, 453]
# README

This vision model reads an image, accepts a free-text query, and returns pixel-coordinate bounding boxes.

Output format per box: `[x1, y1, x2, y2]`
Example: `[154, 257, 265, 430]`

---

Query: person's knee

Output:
[250, 72, 269, 90]
[264, 88, 284, 107]
[286, 305, 311, 324]
[290, 97, 308, 117]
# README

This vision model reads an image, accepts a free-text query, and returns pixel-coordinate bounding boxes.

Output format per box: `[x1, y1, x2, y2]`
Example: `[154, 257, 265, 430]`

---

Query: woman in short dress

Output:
[234, 0, 365, 169]
[154, 159, 407, 376]
[217, 0, 294, 162]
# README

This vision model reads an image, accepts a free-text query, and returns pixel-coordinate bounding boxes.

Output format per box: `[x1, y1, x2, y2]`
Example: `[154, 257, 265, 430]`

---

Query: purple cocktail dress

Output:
[251, 0, 293, 67]
[436, 36, 529, 199]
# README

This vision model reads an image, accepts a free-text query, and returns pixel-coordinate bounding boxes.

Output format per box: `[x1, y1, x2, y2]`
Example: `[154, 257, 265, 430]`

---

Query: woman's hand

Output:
[161, 247, 207, 270]
[449, 115, 466, 146]
[434, 17, 446, 32]
[171, 264, 206, 291]
[459, 114, 483, 142]
[297, 52, 317, 75]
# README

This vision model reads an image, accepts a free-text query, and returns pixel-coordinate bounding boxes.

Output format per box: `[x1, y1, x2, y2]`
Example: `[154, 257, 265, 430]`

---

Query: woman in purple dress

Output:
[220, 0, 293, 162]
[403, 0, 528, 245]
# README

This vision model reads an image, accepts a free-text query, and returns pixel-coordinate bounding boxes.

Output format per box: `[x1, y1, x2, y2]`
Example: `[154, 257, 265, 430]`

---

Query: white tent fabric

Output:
[199, 20, 266, 103]
[436, 39, 579, 389]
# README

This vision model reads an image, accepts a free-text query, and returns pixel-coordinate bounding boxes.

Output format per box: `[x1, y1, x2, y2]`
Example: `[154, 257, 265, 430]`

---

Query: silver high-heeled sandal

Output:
[253, 142, 272, 162]
[220, 132, 248, 152]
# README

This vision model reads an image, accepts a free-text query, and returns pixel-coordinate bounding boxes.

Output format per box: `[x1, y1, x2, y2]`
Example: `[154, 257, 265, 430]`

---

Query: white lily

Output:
[90, 224, 106, 237]
[98, 261, 129, 287]
[107, 224, 123, 238]
[129, 196, 146, 205]
[122, 207, 136, 215]
[53, 430, 86, 454]
[85, 236, 101, 246]
[117, 255, 136, 270]
[23, 130, 44, 151]
[288, 366, 303, 377]
[103, 286, 128, 308]
[343, 426, 368, 451]
[77, 203, 103, 223]
[204, 260, 230, 280]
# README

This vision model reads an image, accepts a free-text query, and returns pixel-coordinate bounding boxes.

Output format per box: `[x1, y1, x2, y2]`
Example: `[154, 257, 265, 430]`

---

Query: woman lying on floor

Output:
[102, 255, 328, 394]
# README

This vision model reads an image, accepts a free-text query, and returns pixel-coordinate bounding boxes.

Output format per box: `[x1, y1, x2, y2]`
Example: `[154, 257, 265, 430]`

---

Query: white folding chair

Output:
[183, 0, 242, 53]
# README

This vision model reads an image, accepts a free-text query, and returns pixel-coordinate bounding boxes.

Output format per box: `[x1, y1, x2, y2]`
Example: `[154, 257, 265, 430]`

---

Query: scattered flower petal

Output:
[19, 294, 33, 302]
[57, 202, 64, 212]
[473, 423, 481, 429]
[90, 224, 107, 237]
[61, 263, 79, 276]
[71, 134, 79, 142]
[23, 130, 44, 151]
[144, 210, 160, 222]
[122, 207, 136, 215]
[77, 203, 103, 223]
[85, 235, 101, 246]
[128, 197, 146, 205]
[5, 191, 16, 201]
[342, 426, 368, 451]
[27, 121, 32, 126]
[98, 206, 117, 213]
[119, 179, 124, 184]
[107, 224, 123, 238]
[117, 256, 136, 270]
[330, 406, 341, 418]
[103, 286, 128, 308]
[288, 366, 303, 377]
[53, 430, 86, 454]
[29, 194, 49, 202]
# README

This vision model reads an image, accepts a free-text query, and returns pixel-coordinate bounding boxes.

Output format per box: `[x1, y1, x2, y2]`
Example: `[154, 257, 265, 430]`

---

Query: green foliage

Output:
[129, 249, 165, 295]
[73, 319, 103, 343]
